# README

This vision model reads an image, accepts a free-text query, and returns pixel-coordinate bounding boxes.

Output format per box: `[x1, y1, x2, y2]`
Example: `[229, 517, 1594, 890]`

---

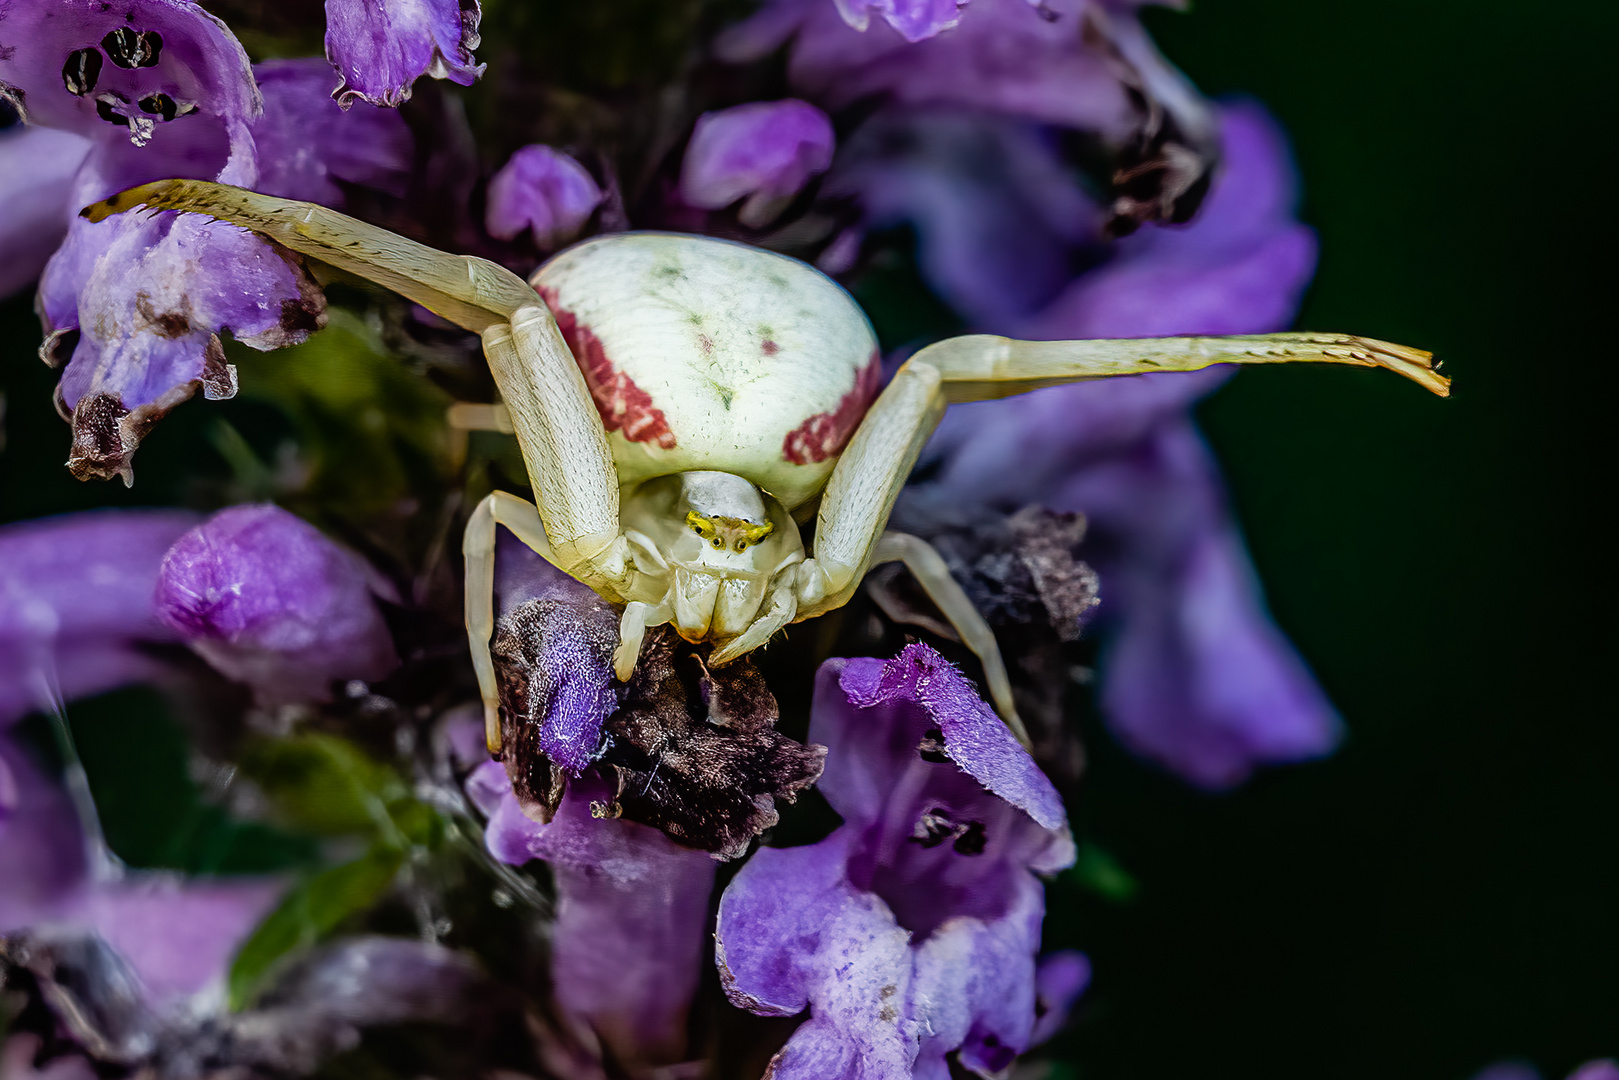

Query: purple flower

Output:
[680, 100, 836, 228]
[715, 645, 1073, 1079]
[154, 504, 400, 706]
[467, 763, 715, 1069]
[1029, 949, 1091, 1045]
[485, 144, 603, 250]
[0, 0, 259, 168]
[0, 126, 90, 299]
[251, 58, 413, 204]
[0, 509, 199, 727]
[0, 1, 339, 482]
[0, 737, 281, 1002]
[720, 0, 1210, 144]
[490, 530, 620, 796]
[44, 212, 326, 484]
[1, 1035, 97, 1080]
[324, 0, 484, 109]
[905, 102, 1338, 788]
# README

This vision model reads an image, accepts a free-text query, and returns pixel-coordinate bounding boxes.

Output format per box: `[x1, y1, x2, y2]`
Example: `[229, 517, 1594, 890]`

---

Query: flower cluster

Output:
[0, 0, 1425, 1076]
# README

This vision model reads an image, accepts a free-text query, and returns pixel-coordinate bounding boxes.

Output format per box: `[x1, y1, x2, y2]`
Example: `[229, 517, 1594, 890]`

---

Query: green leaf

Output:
[238, 733, 408, 837]
[226, 845, 405, 1010]
[1065, 842, 1142, 904]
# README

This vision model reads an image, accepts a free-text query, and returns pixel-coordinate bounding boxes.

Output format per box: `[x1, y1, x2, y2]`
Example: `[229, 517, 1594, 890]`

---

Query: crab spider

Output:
[89, 181, 1449, 752]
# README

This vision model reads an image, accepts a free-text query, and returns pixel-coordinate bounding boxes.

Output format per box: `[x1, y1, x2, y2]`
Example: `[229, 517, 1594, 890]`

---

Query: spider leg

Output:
[913, 331, 1449, 401]
[868, 532, 1028, 747]
[84, 180, 537, 334]
[465, 491, 565, 754]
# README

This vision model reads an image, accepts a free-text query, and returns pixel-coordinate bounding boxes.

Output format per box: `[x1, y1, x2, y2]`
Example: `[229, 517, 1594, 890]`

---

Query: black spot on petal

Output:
[94, 95, 128, 127]
[952, 820, 987, 856]
[101, 28, 162, 69]
[62, 48, 102, 96]
[138, 92, 177, 120]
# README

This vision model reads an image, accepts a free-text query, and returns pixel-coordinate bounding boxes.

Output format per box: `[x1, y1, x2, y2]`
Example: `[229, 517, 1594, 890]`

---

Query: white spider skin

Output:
[533, 233, 880, 511]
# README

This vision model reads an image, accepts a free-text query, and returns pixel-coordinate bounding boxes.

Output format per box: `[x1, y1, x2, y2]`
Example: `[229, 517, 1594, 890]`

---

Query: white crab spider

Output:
[90, 181, 1449, 752]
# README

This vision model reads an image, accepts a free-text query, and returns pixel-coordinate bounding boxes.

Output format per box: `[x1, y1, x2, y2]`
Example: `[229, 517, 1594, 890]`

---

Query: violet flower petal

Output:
[251, 58, 412, 205]
[1015, 101, 1318, 340]
[717, 831, 920, 1079]
[78, 877, 283, 1004]
[1, 735, 281, 1008]
[1066, 425, 1341, 787]
[838, 644, 1065, 831]
[1028, 949, 1091, 1045]
[0, 126, 90, 299]
[492, 531, 618, 788]
[469, 764, 715, 1067]
[0, 1035, 97, 1080]
[826, 110, 1099, 328]
[0, 510, 199, 726]
[0, 737, 88, 928]
[43, 209, 325, 484]
[833, 0, 964, 42]
[154, 504, 399, 706]
[0, 0, 260, 175]
[679, 100, 834, 227]
[717, 650, 1072, 1078]
[720, 0, 1209, 144]
[324, 0, 484, 109]
[905, 102, 1333, 788]
[1569, 1064, 1619, 1080]
[485, 144, 602, 250]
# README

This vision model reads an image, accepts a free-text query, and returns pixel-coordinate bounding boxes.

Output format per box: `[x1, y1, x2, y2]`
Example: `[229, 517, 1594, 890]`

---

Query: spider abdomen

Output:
[532, 233, 879, 510]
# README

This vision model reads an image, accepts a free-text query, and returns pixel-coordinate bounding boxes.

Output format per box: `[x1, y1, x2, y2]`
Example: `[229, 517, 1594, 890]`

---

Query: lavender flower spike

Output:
[486, 145, 603, 251]
[716, 645, 1074, 1080]
[325, 0, 484, 109]
[680, 100, 835, 228]
[467, 764, 716, 1069]
[154, 504, 399, 706]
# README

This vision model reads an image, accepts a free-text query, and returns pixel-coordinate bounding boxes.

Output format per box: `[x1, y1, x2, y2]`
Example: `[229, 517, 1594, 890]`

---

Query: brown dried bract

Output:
[596, 628, 826, 860]
[876, 502, 1099, 784]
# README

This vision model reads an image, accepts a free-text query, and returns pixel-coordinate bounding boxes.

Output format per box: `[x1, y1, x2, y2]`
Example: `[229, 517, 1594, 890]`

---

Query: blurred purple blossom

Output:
[0, 510, 199, 727]
[1, 1034, 97, 1080]
[903, 102, 1339, 788]
[721, 0, 1211, 148]
[0, 127, 91, 299]
[1029, 949, 1092, 1045]
[485, 144, 603, 250]
[252, 58, 413, 204]
[324, 0, 484, 109]
[679, 99, 835, 228]
[0, 737, 281, 1002]
[467, 762, 714, 1070]
[154, 504, 400, 706]
[716, 646, 1073, 1079]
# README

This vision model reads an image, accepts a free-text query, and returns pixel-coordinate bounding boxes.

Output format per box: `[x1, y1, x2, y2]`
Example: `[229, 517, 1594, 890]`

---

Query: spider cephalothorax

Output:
[88, 180, 1449, 750]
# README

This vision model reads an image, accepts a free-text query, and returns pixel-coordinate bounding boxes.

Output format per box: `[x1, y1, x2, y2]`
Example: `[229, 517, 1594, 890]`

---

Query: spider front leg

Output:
[89, 183, 637, 753]
[793, 360, 1030, 739]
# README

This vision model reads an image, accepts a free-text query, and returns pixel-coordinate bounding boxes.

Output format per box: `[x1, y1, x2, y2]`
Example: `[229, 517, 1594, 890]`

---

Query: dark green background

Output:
[2, 0, 1613, 1075]
[1045, 1, 1618, 1076]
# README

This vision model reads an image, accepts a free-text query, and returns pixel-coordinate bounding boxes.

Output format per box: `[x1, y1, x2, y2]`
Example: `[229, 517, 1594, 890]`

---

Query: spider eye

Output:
[692, 525, 703, 535]
[734, 540, 747, 553]
[711, 537, 723, 548]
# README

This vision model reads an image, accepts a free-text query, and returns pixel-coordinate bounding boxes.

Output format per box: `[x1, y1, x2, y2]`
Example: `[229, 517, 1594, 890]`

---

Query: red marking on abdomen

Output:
[782, 351, 882, 465]
[538, 285, 677, 450]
